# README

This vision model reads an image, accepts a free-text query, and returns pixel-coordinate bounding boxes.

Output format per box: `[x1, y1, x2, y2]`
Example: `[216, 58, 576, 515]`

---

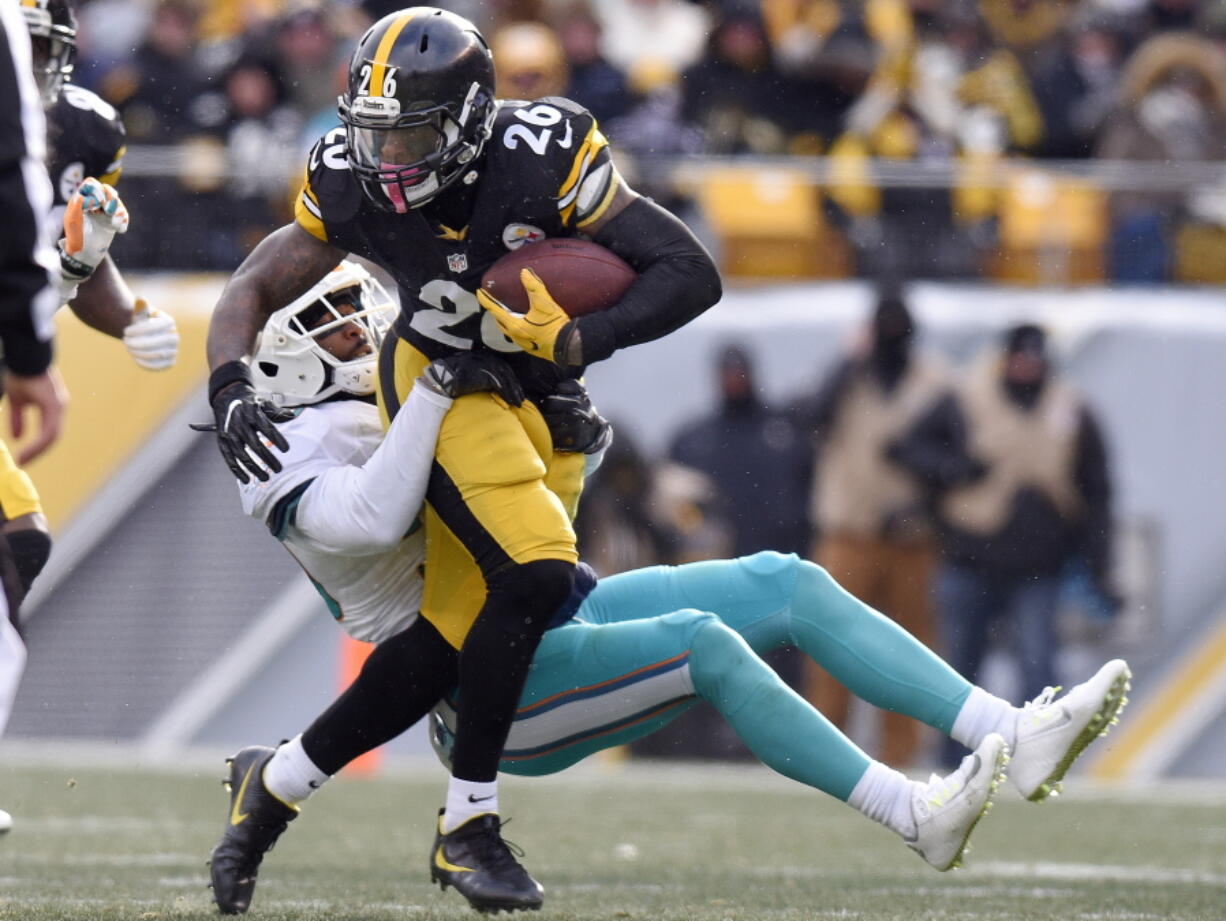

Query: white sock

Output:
[262, 735, 330, 806]
[847, 761, 916, 839]
[951, 687, 1018, 750]
[443, 777, 498, 832]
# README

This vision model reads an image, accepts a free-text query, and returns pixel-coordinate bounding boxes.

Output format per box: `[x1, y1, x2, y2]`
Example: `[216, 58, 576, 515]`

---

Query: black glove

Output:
[191, 361, 292, 484]
[419, 352, 524, 406]
[540, 379, 612, 454]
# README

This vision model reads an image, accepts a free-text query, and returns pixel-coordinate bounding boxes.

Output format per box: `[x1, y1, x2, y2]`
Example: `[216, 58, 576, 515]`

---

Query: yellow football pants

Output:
[378, 335, 584, 649]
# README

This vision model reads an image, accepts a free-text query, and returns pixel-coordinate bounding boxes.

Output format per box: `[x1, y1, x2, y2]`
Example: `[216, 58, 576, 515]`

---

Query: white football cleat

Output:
[905, 732, 1009, 871]
[0, 809, 11, 836]
[1010, 658, 1131, 802]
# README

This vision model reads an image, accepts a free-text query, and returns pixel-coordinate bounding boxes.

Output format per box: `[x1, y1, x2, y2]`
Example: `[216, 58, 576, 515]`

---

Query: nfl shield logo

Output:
[447, 253, 468, 274]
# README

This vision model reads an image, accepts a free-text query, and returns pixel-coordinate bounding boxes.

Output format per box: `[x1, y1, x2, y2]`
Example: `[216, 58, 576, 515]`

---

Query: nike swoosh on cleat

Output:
[467, 794, 495, 804]
[434, 846, 474, 874]
[229, 763, 257, 826]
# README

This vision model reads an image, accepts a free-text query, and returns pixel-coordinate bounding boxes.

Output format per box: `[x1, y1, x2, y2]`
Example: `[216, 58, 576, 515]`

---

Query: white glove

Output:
[123, 300, 179, 371]
[59, 177, 129, 284]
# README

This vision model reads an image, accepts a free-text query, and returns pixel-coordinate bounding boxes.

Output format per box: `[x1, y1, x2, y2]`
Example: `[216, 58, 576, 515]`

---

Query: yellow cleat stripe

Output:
[229, 763, 257, 826]
[434, 846, 474, 875]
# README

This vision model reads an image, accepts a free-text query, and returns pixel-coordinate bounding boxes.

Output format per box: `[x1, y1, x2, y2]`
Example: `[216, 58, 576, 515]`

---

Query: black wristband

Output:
[208, 360, 253, 404]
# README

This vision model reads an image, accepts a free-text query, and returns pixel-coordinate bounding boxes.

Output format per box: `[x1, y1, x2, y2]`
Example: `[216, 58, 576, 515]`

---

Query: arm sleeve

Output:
[289, 386, 453, 555]
[577, 196, 722, 365]
[0, 12, 56, 376]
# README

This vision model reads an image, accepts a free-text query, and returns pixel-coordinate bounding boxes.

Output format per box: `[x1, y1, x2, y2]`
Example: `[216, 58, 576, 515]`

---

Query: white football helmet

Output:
[252, 261, 395, 407]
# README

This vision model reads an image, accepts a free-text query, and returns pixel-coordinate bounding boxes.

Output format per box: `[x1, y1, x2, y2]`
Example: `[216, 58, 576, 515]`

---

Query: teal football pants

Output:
[436, 552, 972, 801]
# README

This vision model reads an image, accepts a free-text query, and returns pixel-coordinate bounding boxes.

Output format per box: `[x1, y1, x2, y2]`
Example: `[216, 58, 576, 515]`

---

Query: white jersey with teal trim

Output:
[237, 391, 451, 644]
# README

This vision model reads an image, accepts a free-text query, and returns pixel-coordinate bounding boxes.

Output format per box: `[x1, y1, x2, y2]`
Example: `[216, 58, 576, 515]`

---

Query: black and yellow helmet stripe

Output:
[369, 9, 419, 98]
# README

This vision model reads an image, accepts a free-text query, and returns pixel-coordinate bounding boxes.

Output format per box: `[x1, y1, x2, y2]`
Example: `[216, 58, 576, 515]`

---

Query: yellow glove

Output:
[477, 268, 574, 365]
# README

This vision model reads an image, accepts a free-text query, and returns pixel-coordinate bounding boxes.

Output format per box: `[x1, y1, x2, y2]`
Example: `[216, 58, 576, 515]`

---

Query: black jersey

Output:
[46, 83, 126, 212]
[295, 97, 620, 393]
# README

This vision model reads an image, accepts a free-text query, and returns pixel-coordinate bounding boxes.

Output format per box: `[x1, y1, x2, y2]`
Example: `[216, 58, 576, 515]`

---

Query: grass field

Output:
[1, 751, 1224, 921]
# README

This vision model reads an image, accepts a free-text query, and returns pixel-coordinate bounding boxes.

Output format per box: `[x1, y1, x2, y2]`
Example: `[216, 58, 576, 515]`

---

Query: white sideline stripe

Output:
[137, 579, 322, 755]
[973, 861, 1226, 887]
[21, 393, 207, 619]
[1118, 648, 1226, 781]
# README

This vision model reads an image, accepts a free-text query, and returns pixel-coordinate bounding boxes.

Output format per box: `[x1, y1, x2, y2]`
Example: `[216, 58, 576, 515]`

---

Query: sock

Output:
[847, 761, 916, 839]
[950, 687, 1017, 750]
[687, 616, 871, 801]
[262, 735, 330, 806]
[443, 777, 499, 832]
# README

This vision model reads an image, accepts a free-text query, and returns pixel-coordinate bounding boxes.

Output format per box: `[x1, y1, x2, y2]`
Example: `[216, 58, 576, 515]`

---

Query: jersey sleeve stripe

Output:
[574, 169, 621, 229]
[556, 123, 606, 203]
[295, 189, 327, 241]
[371, 10, 418, 98]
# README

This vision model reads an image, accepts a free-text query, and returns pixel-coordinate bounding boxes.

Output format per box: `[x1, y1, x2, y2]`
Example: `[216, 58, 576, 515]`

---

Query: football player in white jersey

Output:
[207, 262, 1131, 915]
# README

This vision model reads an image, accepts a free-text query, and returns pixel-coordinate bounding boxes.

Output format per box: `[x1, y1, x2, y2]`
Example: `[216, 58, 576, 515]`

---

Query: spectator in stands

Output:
[556, 3, 634, 124]
[669, 345, 811, 559]
[492, 22, 569, 101]
[1143, 0, 1199, 34]
[273, 8, 344, 121]
[594, 0, 710, 92]
[890, 324, 1114, 766]
[797, 286, 951, 769]
[106, 0, 206, 143]
[1029, 14, 1128, 158]
[1098, 33, 1226, 282]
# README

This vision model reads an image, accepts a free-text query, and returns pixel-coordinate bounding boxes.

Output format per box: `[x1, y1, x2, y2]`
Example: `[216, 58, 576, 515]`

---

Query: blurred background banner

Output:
[8, 0, 1226, 783]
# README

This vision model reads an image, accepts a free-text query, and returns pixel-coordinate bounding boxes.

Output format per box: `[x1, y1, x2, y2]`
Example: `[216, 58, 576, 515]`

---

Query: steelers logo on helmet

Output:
[337, 8, 496, 213]
[20, 0, 78, 106]
[252, 262, 396, 407]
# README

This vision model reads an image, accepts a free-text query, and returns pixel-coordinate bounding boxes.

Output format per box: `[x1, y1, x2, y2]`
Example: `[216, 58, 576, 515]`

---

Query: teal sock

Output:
[786, 560, 972, 734]
[688, 615, 871, 802]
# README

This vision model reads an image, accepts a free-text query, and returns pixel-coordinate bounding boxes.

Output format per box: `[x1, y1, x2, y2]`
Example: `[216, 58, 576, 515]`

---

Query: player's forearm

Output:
[582, 197, 722, 364]
[293, 386, 452, 553]
[207, 224, 344, 370]
[68, 256, 134, 338]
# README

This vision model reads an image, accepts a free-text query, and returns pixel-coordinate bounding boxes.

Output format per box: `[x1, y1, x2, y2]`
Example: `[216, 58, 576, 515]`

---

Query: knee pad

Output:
[7, 528, 51, 600]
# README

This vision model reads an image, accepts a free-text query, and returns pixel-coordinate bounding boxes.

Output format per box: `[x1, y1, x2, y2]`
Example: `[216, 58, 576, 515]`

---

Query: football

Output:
[480, 238, 636, 317]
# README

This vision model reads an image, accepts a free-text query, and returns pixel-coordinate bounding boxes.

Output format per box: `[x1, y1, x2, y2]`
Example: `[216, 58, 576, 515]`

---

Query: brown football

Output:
[480, 238, 635, 317]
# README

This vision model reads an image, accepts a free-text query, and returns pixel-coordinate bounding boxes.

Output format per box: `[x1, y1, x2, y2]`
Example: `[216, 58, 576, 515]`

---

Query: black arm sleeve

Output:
[889, 392, 985, 489]
[579, 196, 722, 364]
[0, 16, 54, 377]
[1073, 406, 1113, 579]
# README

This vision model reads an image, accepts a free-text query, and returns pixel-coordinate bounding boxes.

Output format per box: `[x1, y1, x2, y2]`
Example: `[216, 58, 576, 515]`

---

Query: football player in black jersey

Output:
[6, 0, 180, 602]
[205, 8, 721, 912]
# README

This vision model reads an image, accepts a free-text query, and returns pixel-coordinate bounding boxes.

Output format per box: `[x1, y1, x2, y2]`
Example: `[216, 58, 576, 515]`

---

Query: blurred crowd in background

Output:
[577, 287, 1119, 768]
[76, 0, 1226, 283]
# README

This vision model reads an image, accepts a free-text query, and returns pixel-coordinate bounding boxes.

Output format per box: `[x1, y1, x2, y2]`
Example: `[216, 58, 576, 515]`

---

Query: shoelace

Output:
[465, 818, 528, 873]
[1018, 685, 1064, 730]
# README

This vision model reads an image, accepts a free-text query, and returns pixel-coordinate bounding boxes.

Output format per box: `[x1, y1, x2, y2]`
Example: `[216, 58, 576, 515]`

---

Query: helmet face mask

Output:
[337, 8, 496, 212]
[22, 0, 77, 106]
[253, 263, 395, 408]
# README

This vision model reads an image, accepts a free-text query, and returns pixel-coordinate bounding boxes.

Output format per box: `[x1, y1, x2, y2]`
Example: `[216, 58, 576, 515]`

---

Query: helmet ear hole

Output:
[258, 362, 279, 379]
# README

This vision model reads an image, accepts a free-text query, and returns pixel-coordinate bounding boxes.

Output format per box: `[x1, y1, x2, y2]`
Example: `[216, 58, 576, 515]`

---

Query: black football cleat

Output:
[430, 809, 544, 914]
[208, 746, 298, 914]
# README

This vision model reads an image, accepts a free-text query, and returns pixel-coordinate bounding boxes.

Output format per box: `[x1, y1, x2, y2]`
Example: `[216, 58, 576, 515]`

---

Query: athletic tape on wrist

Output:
[208, 360, 253, 404]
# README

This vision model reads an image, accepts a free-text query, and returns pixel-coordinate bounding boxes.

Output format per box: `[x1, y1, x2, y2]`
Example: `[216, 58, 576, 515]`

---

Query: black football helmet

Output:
[21, 0, 77, 105]
[337, 7, 496, 212]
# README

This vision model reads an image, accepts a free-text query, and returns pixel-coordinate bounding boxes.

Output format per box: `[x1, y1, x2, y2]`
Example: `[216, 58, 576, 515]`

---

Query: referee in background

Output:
[0, 0, 65, 761]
